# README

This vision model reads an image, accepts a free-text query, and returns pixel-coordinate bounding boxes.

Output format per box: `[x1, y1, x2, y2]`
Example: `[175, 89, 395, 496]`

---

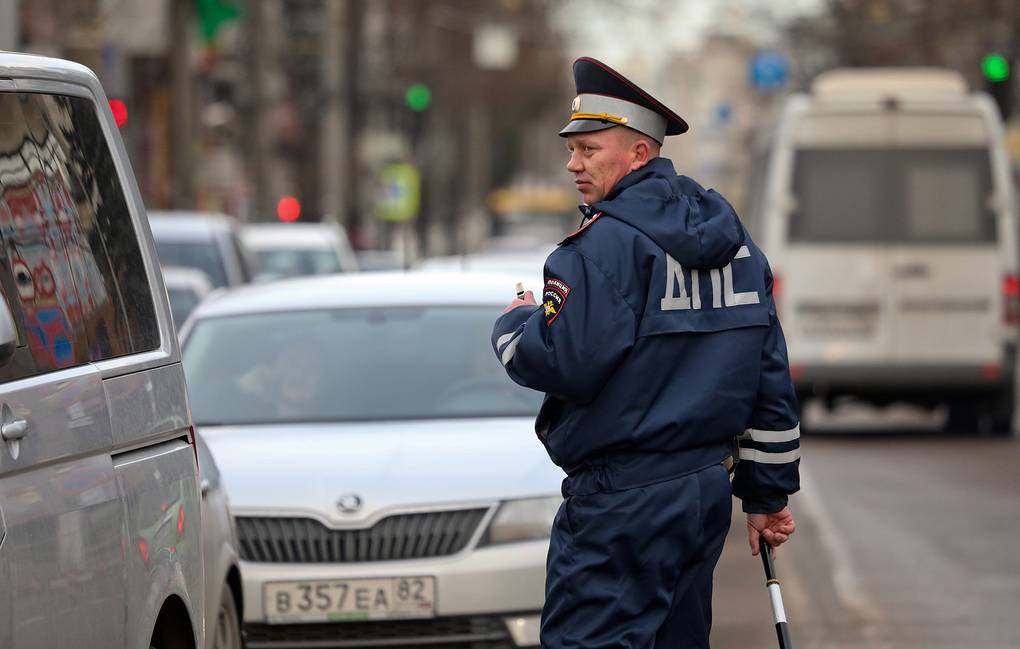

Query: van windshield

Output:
[789, 148, 995, 244]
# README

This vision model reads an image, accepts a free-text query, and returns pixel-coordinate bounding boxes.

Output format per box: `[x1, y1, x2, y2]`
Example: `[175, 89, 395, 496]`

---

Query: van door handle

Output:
[1, 419, 29, 441]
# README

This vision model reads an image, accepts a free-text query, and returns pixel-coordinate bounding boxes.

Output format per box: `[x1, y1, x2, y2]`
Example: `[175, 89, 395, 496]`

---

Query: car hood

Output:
[198, 418, 565, 525]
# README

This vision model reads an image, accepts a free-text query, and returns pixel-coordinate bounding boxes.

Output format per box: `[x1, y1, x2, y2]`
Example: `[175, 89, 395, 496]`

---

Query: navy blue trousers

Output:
[541, 464, 732, 649]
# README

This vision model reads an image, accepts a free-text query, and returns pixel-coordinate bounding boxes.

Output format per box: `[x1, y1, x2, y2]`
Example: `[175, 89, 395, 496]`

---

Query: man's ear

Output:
[630, 139, 651, 171]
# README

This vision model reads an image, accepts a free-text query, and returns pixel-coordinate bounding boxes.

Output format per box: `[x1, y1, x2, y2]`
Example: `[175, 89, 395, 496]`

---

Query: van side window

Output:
[0, 93, 94, 377]
[29, 93, 160, 360]
[0, 92, 159, 379]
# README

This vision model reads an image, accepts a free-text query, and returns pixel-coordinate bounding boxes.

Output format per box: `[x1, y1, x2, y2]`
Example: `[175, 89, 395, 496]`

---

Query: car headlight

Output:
[479, 495, 562, 546]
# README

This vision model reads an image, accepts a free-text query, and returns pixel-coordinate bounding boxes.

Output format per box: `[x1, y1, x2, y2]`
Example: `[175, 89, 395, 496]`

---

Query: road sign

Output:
[375, 164, 420, 222]
[750, 51, 789, 93]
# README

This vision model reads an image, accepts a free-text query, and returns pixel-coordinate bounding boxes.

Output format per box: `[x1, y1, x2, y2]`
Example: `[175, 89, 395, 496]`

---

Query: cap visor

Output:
[559, 119, 618, 137]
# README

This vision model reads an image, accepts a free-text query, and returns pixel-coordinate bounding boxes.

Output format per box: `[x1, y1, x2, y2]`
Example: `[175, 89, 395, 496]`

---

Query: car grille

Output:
[244, 615, 516, 649]
[236, 509, 489, 563]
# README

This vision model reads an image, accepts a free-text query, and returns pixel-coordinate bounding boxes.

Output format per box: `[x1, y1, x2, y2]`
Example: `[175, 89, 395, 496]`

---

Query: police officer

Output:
[491, 57, 800, 648]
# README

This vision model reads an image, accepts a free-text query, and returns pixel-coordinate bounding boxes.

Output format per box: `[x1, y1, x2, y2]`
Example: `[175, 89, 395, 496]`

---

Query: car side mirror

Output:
[0, 300, 17, 366]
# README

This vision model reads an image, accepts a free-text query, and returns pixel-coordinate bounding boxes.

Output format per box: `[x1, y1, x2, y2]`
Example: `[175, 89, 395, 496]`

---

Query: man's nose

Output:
[566, 151, 583, 173]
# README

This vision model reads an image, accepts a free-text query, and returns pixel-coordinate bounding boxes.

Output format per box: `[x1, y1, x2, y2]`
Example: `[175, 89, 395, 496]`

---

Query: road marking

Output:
[797, 463, 886, 628]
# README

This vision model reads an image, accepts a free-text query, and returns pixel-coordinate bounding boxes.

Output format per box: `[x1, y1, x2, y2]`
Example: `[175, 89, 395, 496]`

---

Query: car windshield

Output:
[156, 241, 229, 287]
[182, 306, 543, 424]
[790, 147, 995, 244]
[255, 248, 343, 278]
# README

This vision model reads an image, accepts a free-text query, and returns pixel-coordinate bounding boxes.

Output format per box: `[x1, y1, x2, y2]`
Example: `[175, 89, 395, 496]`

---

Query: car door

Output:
[0, 90, 125, 647]
[783, 143, 896, 369]
[26, 86, 203, 648]
[887, 144, 1001, 367]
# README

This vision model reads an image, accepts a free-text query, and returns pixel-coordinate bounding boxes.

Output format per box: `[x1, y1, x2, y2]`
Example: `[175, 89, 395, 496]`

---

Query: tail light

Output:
[1003, 274, 1020, 325]
[177, 505, 186, 536]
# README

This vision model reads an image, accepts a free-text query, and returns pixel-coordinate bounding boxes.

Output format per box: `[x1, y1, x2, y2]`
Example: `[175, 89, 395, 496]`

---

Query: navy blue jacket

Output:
[491, 158, 800, 513]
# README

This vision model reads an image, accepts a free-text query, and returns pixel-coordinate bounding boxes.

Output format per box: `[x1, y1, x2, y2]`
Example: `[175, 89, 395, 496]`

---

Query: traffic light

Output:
[277, 196, 301, 222]
[982, 53, 1013, 120]
[404, 83, 432, 148]
[108, 99, 128, 128]
[405, 83, 432, 112]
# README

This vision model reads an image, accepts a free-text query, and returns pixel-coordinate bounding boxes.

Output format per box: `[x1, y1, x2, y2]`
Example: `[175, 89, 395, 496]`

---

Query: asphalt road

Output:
[712, 433, 1020, 649]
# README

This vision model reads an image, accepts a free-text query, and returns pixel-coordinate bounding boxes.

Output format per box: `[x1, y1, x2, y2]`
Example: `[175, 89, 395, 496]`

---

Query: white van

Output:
[756, 68, 1018, 432]
[0, 53, 204, 646]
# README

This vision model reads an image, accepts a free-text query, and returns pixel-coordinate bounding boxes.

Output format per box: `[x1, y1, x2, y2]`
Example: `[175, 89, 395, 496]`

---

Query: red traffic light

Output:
[109, 99, 128, 128]
[277, 196, 301, 222]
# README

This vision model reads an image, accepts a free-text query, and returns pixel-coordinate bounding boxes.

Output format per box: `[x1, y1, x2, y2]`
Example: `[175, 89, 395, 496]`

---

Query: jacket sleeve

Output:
[732, 265, 801, 514]
[490, 248, 637, 404]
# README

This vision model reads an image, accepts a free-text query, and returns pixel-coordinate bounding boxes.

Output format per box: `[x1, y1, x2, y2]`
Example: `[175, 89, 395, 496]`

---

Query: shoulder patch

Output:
[559, 211, 603, 245]
[543, 277, 571, 325]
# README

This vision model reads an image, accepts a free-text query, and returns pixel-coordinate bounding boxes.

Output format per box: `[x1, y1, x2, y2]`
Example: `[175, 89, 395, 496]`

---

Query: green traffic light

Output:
[406, 83, 432, 112]
[982, 54, 1010, 82]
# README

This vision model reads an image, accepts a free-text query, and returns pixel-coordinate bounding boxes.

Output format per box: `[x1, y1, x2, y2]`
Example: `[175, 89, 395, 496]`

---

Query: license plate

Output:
[264, 577, 435, 623]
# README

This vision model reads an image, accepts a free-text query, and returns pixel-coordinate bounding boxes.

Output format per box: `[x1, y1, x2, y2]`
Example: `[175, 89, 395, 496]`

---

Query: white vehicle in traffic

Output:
[755, 68, 1018, 432]
[242, 221, 359, 280]
[179, 272, 559, 648]
[162, 266, 215, 328]
[150, 211, 256, 288]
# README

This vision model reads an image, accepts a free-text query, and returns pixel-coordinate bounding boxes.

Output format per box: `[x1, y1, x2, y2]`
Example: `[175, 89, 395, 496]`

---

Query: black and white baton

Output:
[759, 537, 793, 649]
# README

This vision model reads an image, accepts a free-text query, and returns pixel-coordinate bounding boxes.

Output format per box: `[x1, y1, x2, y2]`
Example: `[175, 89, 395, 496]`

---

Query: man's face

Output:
[565, 127, 639, 204]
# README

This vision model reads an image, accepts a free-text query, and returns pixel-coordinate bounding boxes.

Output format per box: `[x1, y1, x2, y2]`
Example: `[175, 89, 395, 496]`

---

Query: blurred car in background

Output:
[354, 249, 404, 272]
[755, 67, 1018, 432]
[163, 266, 214, 328]
[418, 247, 555, 279]
[179, 272, 559, 649]
[150, 211, 256, 288]
[486, 185, 576, 249]
[242, 221, 359, 280]
[197, 433, 244, 649]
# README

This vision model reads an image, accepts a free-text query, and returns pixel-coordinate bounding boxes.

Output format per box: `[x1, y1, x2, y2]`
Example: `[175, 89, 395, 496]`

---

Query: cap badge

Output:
[571, 96, 581, 112]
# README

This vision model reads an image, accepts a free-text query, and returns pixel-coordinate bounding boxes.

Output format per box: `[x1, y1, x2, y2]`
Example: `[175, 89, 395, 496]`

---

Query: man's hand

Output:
[502, 290, 537, 313]
[747, 507, 795, 556]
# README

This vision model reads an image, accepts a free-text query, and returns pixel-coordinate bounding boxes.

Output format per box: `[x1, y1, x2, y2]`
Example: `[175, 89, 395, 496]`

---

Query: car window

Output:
[156, 240, 229, 288]
[30, 93, 160, 359]
[167, 287, 202, 328]
[182, 306, 544, 424]
[254, 248, 343, 278]
[0, 92, 159, 378]
[790, 148, 995, 244]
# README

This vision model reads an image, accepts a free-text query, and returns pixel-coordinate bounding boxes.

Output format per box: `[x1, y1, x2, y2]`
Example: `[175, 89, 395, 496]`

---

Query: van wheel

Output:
[947, 396, 1011, 436]
[212, 585, 243, 649]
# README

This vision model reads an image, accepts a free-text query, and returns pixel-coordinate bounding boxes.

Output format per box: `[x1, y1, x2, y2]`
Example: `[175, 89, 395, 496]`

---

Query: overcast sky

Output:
[552, 0, 825, 71]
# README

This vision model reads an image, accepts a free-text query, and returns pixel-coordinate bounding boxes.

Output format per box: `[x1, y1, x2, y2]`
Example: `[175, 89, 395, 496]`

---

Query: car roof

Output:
[0, 51, 100, 89]
[148, 211, 239, 241]
[190, 271, 541, 319]
[161, 266, 215, 295]
[241, 223, 342, 249]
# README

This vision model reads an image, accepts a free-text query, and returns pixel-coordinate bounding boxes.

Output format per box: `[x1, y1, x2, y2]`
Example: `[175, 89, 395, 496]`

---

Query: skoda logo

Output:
[337, 493, 363, 514]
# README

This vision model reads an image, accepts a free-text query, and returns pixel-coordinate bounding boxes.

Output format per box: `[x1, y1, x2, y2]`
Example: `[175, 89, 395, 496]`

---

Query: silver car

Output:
[150, 211, 256, 288]
[180, 272, 563, 649]
[197, 433, 244, 649]
[162, 266, 215, 328]
[0, 52, 203, 647]
[242, 222, 359, 280]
